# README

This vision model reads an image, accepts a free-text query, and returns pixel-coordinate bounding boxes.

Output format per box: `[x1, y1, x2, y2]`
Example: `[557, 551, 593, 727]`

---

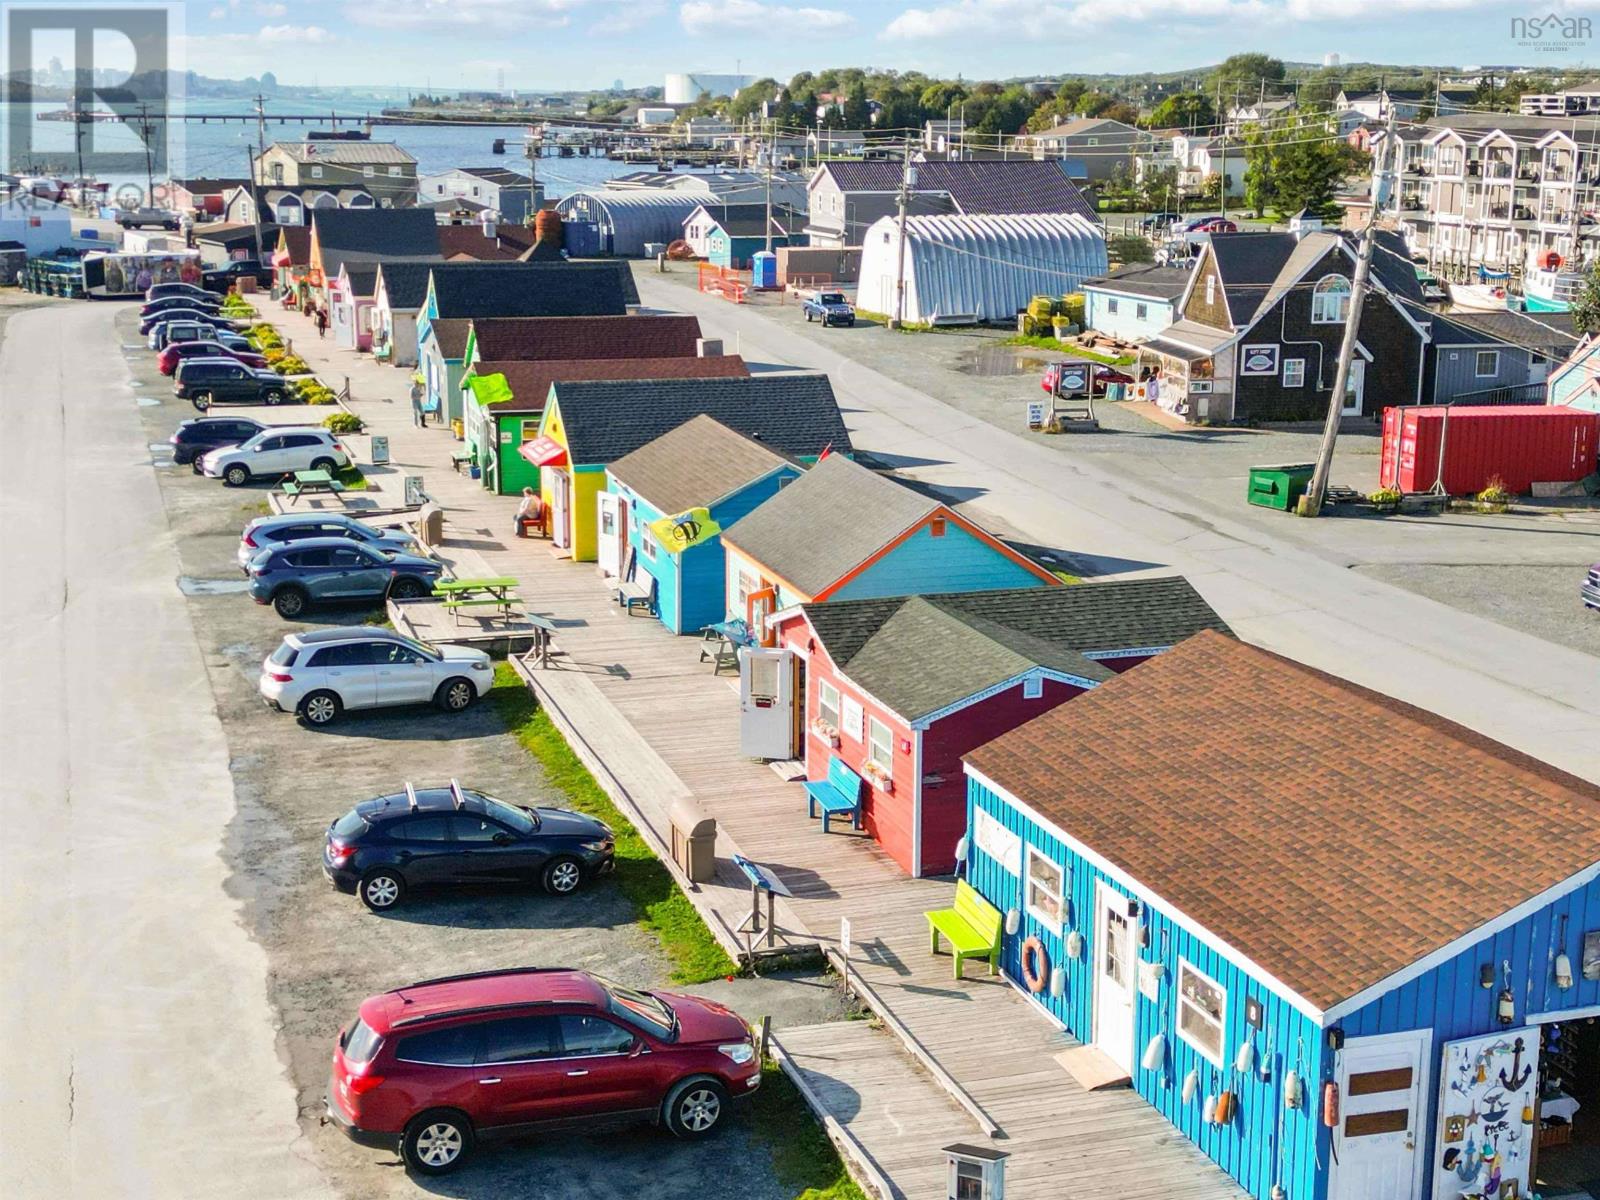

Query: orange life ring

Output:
[1543, 250, 1564, 271]
[1020, 936, 1049, 993]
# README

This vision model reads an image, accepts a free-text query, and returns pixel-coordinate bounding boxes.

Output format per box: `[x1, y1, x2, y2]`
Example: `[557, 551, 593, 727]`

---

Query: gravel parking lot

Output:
[122, 310, 850, 1200]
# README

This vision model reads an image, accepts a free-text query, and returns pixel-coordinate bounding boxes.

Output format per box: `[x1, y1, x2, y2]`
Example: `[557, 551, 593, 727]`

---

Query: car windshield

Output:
[480, 796, 537, 835]
[598, 977, 676, 1041]
[268, 641, 298, 666]
[821, 293, 845, 303]
[342, 1018, 382, 1064]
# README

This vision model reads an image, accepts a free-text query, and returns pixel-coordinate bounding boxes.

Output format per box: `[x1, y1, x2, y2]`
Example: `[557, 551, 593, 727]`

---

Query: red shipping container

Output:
[1379, 405, 1599, 495]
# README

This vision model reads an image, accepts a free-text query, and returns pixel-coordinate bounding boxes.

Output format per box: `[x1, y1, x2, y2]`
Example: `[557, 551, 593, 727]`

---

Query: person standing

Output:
[315, 307, 329, 340]
[410, 379, 426, 428]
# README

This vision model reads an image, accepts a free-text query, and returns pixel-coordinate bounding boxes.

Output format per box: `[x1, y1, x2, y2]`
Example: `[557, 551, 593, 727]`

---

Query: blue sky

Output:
[170, 0, 1597, 90]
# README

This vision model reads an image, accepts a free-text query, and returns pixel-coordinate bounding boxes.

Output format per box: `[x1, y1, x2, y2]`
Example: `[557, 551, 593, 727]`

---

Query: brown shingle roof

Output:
[468, 315, 703, 362]
[965, 631, 1600, 1015]
[608, 414, 792, 514]
[429, 318, 472, 360]
[471, 355, 748, 414]
[436, 224, 524, 261]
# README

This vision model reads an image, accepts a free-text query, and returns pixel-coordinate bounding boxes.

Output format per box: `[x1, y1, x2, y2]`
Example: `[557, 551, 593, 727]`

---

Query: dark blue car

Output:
[324, 783, 615, 910]
[246, 536, 443, 618]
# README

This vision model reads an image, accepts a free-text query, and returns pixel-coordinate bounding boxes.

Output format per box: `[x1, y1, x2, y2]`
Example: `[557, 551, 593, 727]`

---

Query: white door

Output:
[1092, 882, 1136, 1074]
[1331, 1029, 1428, 1200]
[738, 647, 793, 760]
[550, 470, 571, 550]
[596, 493, 621, 578]
[1342, 359, 1366, 415]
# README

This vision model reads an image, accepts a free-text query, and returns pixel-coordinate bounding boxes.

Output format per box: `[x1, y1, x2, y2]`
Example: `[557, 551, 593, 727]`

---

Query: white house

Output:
[417, 166, 538, 224]
[1171, 135, 1245, 199]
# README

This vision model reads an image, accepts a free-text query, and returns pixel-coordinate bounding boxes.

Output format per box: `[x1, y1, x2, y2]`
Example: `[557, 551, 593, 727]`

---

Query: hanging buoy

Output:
[1005, 907, 1021, 936]
[1498, 987, 1516, 1025]
[1284, 1070, 1302, 1111]
[1183, 1068, 1200, 1105]
[1323, 1081, 1340, 1128]
[1020, 936, 1048, 993]
[1215, 1090, 1235, 1123]
[1235, 1036, 1255, 1074]
[954, 836, 969, 863]
[1065, 930, 1084, 959]
[1203, 1094, 1218, 1124]
[1142, 1033, 1167, 1072]
[1271, 1186, 1287, 1200]
[1556, 950, 1574, 990]
[1049, 964, 1066, 998]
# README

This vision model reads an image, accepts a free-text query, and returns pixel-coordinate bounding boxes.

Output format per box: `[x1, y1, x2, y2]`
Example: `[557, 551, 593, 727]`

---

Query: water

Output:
[957, 344, 1063, 377]
[3, 99, 633, 200]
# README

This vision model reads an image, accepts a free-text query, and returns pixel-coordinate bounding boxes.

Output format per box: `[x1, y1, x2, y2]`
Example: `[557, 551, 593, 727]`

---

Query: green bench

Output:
[925, 880, 1003, 981]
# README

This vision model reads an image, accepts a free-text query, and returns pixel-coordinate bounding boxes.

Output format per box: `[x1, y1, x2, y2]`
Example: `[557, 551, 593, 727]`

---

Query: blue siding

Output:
[967, 777, 1330, 1200]
[833, 519, 1049, 601]
[1084, 288, 1177, 342]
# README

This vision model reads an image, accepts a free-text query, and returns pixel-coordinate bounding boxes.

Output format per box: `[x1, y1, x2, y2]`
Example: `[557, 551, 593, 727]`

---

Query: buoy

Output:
[1065, 930, 1084, 959]
[1215, 1090, 1235, 1123]
[1284, 1070, 1302, 1111]
[1005, 907, 1021, 936]
[1183, 1068, 1200, 1105]
[1235, 1037, 1255, 1074]
[1142, 1033, 1167, 1072]
[1323, 1081, 1340, 1128]
[1203, 1094, 1218, 1124]
[1557, 950, 1574, 990]
[1049, 964, 1066, 998]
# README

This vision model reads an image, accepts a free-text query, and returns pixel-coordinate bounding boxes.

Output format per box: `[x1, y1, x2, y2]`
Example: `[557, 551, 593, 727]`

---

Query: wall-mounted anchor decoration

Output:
[1500, 1036, 1532, 1091]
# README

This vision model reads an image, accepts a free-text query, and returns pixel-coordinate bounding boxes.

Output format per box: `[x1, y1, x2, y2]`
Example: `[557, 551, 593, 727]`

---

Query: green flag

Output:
[466, 372, 515, 406]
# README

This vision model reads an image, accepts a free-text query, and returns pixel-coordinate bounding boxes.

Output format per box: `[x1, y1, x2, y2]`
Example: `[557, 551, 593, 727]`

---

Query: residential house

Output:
[1223, 96, 1294, 134]
[417, 318, 473, 427]
[222, 183, 378, 227]
[163, 176, 248, 218]
[307, 208, 441, 300]
[1170, 134, 1244, 200]
[462, 355, 749, 496]
[771, 578, 1229, 876]
[804, 159, 1098, 249]
[371, 259, 448, 367]
[1137, 227, 1430, 422]
[922, 118, 965, 155]
[1082, 264, 1191, 341]
[1335, 87, 1471, 123]
[680, 202, 805, 266]
[964, 630, 1600, 1200]
[603, 416, 802, 634]
[329, 262, 379, 351]
[270, 225, 313, 298]
[1017, 118, 1147, 183]
[529, 374, 849, 560]
[722, 454, 1059, 635]
[1422, 308, 1579, 403]
[417, 166, 540, 224]
[254, 140, 419, 208]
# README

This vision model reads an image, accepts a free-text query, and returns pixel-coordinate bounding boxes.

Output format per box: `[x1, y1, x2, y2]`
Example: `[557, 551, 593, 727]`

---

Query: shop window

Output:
[818, 680, 841, 730]
[1024, 847, 1064, 931]
[867, 716, 892, 771]
[1283, 358, 1306, 388]
[1312, 275, 1352, 323]
[520, 419, 539, 442]
[1475, 350, 1500, 378]
[1176, 960, 1227, 1066]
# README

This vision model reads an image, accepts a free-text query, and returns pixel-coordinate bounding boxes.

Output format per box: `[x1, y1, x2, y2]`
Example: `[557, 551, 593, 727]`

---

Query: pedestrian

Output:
[410, 379, 426, 428]
[315, 307, 329, 340]
[515, 487, 545, 538]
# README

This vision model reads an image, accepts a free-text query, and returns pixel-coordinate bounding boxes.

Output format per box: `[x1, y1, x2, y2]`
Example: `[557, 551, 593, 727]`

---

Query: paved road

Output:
[636, 272, 1600, 781]
[0, 303, 329, 1198]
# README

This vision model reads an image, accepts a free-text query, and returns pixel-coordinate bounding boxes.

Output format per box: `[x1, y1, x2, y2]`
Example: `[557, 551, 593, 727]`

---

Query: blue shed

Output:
[962, 631, 1600, 1200]
[604, 414, 802, 635]
[687, 202, 806, 269]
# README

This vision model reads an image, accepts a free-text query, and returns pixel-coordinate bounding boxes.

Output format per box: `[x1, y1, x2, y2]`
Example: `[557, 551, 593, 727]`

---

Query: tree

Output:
[1138, 164, 1179, 212]
[1571, 262, 1600, 334]
[1078, 91, 1118, 117]
[1209, 53, 1286, 101]
[920, 81, 967, 118]
[872, 86, 920, 136]
[1109, 234, 1155, 264]
[1146, 92, 1216, 132]
[974, 84, 1037, 137]
[842, 80, 871, 129]
[729, 78, 779, 122]
[1056, 80, 1087, 110]
[1241, 119, 1364, 218]
[1101, 101, 1141, 125]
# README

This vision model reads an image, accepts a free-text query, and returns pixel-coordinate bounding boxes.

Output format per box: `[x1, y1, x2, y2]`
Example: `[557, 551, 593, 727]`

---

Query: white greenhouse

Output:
[857, 213, 1108, 325]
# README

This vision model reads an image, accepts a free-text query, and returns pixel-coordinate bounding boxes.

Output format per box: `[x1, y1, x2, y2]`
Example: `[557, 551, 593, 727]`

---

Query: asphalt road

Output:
[0, 301, 328, 1197]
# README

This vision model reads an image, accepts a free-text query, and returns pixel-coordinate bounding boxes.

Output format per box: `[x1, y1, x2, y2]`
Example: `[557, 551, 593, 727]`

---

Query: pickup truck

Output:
[203, 259, 273, 294]
[802, 291, 856, 327]
[117, 207, 180, 230]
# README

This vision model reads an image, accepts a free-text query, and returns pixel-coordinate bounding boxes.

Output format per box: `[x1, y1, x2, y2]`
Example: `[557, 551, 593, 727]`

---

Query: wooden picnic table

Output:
[281, 468, 346, 506]
[432, 576, 523, 625]
[699, 617, 755, 674]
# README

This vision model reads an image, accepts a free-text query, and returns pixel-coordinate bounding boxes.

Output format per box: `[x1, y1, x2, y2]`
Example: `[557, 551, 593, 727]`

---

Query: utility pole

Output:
[763, 116, 774, 256]
[888, 140, 914, 329]
[136, 103, 155, 205]
[1215, 79, 1226, 222]
[1304, 110, 1397, 516]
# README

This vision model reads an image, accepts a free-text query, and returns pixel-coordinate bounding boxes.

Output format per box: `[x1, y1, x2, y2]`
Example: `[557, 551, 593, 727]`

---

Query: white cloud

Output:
[592, 0, 667, 33]
[259, 23, 336, 43]
[344, 0, 584, 30]
[883, 0, 1371, 38]
[254, 2, 288, 16]
[208, 4, 229, 17]
[679, 0, 852, 36]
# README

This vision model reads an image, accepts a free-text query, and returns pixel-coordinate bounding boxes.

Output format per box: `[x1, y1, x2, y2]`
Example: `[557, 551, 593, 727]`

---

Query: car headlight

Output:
[718, 1042, 755, 1066]
[579, 839, 613, 853]
[470, 660, 490, 671]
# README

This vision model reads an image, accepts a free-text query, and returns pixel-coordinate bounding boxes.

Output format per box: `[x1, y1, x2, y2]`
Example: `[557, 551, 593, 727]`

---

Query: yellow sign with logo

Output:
[646, 507, 721, 554]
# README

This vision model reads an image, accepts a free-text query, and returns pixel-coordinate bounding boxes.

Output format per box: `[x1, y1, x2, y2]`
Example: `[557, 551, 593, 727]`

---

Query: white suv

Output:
[259, 628, 493, 726]
[201, 427, 351, 487]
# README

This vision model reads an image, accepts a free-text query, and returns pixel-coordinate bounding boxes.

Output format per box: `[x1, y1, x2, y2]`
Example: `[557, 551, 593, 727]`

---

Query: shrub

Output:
[296, 378, 338, 405]
[1369, 487, 1403, 508]
[272, 355, 311, 375]
[1477, 476, 1512, 512]
[322, 411, 363, 434]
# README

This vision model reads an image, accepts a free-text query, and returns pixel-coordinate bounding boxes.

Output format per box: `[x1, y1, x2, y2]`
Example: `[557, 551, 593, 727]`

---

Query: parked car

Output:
[203, 259, 272, 293]
[116, 206, 180, 230]
[147, 281, 213, 304]
[1584, 561, 1600, 611]
[247, 538, 443, 618]
[1191, 218, 1238, 234]
[239, 513, 416, 570]
[200, 427, 350, 486]
[1139, 211, 1181, 233]
[169, 415, 267, 466]
[1178, 214, 1223, 232]
[151, 321, 251, 352]
[159, 340, 268, 376]
[142, 293, 220, 318]
[258, 627, 492, 726]
[174, 358, 291, 409]
[140, 307, 237, 337]
[324, 783, 615, 910]
[326, 967, 757, 1174]
[802, 291, 856, 327]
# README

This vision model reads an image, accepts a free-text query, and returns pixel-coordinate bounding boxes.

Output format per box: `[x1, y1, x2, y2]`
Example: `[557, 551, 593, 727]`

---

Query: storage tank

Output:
[1379, 405, 1599, 494]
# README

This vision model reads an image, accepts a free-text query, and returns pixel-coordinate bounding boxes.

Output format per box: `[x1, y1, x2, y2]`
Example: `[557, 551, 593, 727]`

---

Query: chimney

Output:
[696, 337, 724, 358]
[480, 209, 497, 239]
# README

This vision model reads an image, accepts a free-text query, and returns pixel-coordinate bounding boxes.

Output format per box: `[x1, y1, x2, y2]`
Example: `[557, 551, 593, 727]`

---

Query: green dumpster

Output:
[1247, 463, 1316, 511]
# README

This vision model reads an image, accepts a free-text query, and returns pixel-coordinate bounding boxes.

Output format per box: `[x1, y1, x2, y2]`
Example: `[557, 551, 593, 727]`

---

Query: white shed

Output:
[0, 194, 74, 256]
[857, 212, 1108, 325]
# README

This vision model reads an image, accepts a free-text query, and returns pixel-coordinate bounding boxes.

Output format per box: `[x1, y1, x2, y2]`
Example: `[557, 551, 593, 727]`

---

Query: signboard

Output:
[973, 808, 1022, 875]
[1026, 400, 1050, 431]
[1240, 344, 1280, 376]
[404, 476, 427, 507]
[840, 917, 852, 960]
[1055, 363, 1090, 394]
[369, 435, 389, 465]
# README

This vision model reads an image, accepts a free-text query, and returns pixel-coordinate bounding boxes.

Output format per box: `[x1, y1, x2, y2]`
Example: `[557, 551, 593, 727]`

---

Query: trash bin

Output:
[1247, 463, 1316, 511]
[416, 503, 444, 548]
[669, 798, 717, 883]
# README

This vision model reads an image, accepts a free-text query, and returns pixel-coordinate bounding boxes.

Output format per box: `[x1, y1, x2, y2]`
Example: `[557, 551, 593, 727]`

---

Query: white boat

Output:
[1512, 266, 1583, 313]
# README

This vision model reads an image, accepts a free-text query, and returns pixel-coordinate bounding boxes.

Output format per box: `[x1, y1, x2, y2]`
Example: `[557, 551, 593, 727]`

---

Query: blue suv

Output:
[247, 537, 443, 618]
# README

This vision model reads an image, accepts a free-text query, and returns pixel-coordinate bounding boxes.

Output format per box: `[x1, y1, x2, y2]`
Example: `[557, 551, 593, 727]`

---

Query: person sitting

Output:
[515, 487, 545, 538]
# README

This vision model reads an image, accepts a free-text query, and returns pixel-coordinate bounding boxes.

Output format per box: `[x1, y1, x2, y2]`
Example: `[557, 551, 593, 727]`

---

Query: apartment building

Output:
[1519, 89, 1600, 117]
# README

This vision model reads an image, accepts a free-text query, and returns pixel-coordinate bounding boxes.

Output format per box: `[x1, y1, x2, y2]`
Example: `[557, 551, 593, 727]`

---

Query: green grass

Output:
[333, 465, 369, 492]
[751, 1061, 868, 1200]
[489, 665, 737, 983]
[1001, 334, 1136, 364]
[1051, 570, 1082, 584]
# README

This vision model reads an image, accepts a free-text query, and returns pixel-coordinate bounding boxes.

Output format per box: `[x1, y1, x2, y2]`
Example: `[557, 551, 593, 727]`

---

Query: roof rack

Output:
[405, 781, 418, 812]
[399, 966, 573, 993]
[450, 778, 467, 810]
[391, 998, 584, 1030]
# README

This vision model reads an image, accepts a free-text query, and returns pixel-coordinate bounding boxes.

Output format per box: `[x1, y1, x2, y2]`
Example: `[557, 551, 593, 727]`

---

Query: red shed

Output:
[772, 578, 1231, 876]
[1380, 405, 1599, 495]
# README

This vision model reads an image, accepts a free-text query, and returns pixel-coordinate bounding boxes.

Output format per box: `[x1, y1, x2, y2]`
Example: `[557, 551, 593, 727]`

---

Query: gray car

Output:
[238, 513, 417, 571]
[246, 537, 443, 618]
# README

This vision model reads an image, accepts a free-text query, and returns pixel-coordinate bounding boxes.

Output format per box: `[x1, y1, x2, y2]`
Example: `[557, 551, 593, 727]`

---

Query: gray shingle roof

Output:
[375, 258, 452, 310]
[548, 373, 850, 466]
[689, 202, 807, 239]
[313, 208, 440, 257]
[1082, 263, 1191, 301]
[721, 456, 940, 596]
[800, 577, 1231, 721]
[272, 140, 416, 165]
[428, 262, 628, 320]
[608, 414, 793, 513]
[1431, 309, 1578, 353]
[815, 160, 1096, 222]
[1206, 230, 1424, 328]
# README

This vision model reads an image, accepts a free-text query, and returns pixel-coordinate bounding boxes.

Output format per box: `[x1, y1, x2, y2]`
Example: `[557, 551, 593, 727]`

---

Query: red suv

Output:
[326, 968, 760, 1175]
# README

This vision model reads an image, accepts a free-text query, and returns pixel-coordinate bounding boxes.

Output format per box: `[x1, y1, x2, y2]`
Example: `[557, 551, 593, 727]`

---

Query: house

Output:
[163, 176, 247, 218]
[770, 578, 1230, 876]
[1423, 309, 1579, 404]
[1170, 134, 1244, 200]
[370, 259, 448, 367]
[680, 202, 805, 267]
[805, 159, 1099, 249]
[1547, 333, 1600, 412]
[463, 355, 749, 496]
[963, 630, 1600, 1200]
[603, 416, 803, 634]
[1223, 96, 1294, 133]
[269, 225, 313, 299]
[254, 140, 418, 208]
[329, 262, 379, 351]
[722, 454, 1059, 634]
[530, 374, 850, 560]
[417, 166, 540, 224]
[1335, 87, 1471, 124]
[1137, 227, 1430, 423]
[435, 222, 530, 261]
[1017, 118, 1147, 182]
[604, 169, 810, 210]
[1521, 87, 1600, 117]
[308, 208, 441, 299]
[461, 314, 703, 368]
[1082, 264, 1190, 342]
[554, 190, 705, 257]
[417, 318, 473, 425]
[222, 183, 378, 227]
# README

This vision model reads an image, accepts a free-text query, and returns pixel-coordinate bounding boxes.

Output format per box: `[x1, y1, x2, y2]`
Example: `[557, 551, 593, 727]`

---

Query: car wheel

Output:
[663, 1077, 728, 1139]
[389, 576, 427, 601]
[272, 586, 309, 619]
[192, 392, 213, 412]
[542, 856, 583, 896]
[401, 1110, 472, 1176]
[298, 689, 342, 727]
[359, 868, 405, 912]
[223, 463, 251, 487]
[435, 677, 476, 714]
[309, 456, 336, 474]
[805, 311, 813, 322]
[263, 389, 285, 406]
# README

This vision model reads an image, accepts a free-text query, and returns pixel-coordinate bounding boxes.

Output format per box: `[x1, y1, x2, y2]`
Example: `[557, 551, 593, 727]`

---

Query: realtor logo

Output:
[1511, 12, 1593, 53]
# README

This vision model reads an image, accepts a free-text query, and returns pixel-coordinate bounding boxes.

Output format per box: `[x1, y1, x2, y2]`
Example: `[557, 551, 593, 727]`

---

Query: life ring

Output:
[1020, 936, 1049, 993]
[1543, 250, 1563, 271]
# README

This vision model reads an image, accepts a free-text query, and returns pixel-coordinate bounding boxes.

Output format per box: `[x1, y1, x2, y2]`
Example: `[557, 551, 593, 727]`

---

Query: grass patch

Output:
[489, 665, 737, 984]
[751, 1061, 868, 1200]
[850, 307, 934, 332]
[333, 465, 369, 491]
[1001, 334, 1136, 364]
[1052, 570, 1082, 584]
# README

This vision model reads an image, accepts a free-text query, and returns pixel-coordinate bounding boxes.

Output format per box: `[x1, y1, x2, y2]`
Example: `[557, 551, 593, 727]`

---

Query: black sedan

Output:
[324, 784, 615, 911]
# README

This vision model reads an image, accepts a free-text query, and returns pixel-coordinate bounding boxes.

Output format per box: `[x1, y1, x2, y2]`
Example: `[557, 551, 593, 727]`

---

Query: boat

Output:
[307, 129, 370, 141]
[1506, 251, 1582, 313]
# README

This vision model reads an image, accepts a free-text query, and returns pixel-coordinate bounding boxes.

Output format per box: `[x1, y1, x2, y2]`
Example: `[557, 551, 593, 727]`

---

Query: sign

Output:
[840, 917, 852, 960]
[1055, 363, 1090, 394]
[731, 853, 793, 896]
[404, 476, 427, 507]
[1240, 344, 1280, 376]
[973, 808, 1022, 875]
[1026, 400, 1050, 430]
[369, 435, 389, 465]
[499, 429, 513, 443]
[520, 435, 568, 467]
[1245, 995, 1264, 1030]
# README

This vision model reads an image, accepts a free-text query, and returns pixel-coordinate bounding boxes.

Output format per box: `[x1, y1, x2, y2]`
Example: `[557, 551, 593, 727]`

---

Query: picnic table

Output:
[699, 618, 756, 674]
[432, 576, 523, 625]
[450, 448, 474, 474]
[280, 468, 346, 506]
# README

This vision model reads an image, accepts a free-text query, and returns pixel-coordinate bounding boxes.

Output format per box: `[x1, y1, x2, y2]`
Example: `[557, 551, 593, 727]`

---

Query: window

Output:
[1024, 846, 1064, 931]
[287, 547, 334, 569]
[1282, 358, 1306, 388]
[396, 1024, 480, 1066]
[1176, 960, 1227, 1066]
[392, 816, 453, 843]
[310, 165, 323, 179]
[1205, 275, 1216, 306]
[374, 643, 426, 665]
[559, 1015, 635, 1056]
[1022, 676, 1043, 700]
[329, 547, 375, 568]
[476, 1016, 561, 1064]
[867, 716, 893, 771]
[1107, 298, 1119, 314]
[389, 165, 402, 176]
[1136, 303, 1149, 320]
[1475, 350, 1500, 377]
[342, 1019, 383, 1064]
[449, 815, 505, 843]
[363, 164, 376, 178]
[929, 517, 946, 537]
[736, 568, 758, 606]
[640, 529, 657, 560]
[817, 680, 841, 730]
[1312, 275, 1352, 323]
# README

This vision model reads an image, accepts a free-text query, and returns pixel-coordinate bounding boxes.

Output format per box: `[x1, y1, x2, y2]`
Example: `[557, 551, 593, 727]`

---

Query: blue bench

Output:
[804, 756, 864, 834]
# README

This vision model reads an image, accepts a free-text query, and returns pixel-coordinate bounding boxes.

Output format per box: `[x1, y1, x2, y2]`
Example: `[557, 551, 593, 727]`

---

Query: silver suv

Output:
[259, 628, 493, 727]
[200, 427, 351, 487]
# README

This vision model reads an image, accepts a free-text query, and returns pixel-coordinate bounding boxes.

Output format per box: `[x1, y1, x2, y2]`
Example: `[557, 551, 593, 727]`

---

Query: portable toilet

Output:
[751, 251, 778, 290]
